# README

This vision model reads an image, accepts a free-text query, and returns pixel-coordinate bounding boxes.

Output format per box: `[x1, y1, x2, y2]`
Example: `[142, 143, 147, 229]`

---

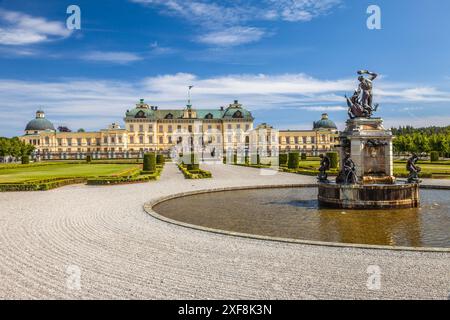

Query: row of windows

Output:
[128, 124, 251, 132]
[281, 136, 335, 144]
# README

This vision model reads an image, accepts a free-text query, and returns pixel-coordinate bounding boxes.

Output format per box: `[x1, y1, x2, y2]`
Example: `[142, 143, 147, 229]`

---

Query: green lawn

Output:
[0, 163, 140, 183]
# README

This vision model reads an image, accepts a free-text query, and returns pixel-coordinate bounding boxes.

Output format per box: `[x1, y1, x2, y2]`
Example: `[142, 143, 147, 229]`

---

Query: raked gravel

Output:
[0, 162, 449, 300]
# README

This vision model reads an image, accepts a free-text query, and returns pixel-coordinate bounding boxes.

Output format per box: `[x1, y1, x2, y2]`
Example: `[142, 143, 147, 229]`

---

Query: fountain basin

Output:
[318, 182, 419, 209]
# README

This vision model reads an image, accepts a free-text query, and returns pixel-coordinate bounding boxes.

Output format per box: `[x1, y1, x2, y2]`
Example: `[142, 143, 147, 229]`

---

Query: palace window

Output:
[103, 137, 108, 144]
[303, 137, 307, 144]
[159, 136, 163, 144]
[168, 125, 173, 133]
[135, 111, 146, 118]
[139, 136, 144, 144]
[118, 137, 122, 144]
[149, 124, 153, 131]
[286, 137, 290, 144]
[294, 137, 299, 144]
[111, 137, 115, 144]
[149, 136, 153, 144]
[45, 137, 50, 145]
[130, 136, 134, 144]
[139, 125, 144, 132]
[159, 125, 163, 132]
[130, 125, 134, 132]
[205, 113, 213, 119]
[245, 124, 250, 131]
[96, 138, 101, 146]
[67, 138, 72, 146]
[87, 138, 91, 146]
[232, 111, 243, 118]
[77, 138, 82, 146]
[168, 136, 172, 143]
[227, 124, 232, 130]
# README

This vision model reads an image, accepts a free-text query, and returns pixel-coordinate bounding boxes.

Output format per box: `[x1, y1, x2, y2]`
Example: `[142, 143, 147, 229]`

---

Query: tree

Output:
[77, 128, 85, 132]
[58, 126, 71, 132]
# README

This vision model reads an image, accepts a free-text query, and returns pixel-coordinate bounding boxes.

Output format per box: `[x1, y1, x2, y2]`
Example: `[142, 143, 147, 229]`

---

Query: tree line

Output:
[392, 126, 450, 156]
[0, 137, 35, 162]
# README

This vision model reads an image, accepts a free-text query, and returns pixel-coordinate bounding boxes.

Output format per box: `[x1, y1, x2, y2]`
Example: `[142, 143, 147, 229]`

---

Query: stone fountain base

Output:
[318, 183, 420, 209]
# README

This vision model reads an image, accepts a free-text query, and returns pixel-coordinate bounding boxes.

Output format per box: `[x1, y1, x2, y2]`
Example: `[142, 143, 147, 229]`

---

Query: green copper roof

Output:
[25, 118, 55, 131]
[313, 113, 337, 129]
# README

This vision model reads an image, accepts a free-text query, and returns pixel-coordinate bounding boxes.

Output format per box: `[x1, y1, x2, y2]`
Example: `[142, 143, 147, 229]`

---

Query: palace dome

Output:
[25, 110, 55, 131]
[222, 100, 253, 119]
[313, 113, 337, 130]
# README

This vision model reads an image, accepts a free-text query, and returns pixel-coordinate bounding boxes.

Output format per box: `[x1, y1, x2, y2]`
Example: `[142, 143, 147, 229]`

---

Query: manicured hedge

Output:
[279, 153, 287, 166]
[87, 172, 160, 185]
[0, 177, 87, 192]
[288, 152, 300, 169]
[430, 151, 439, 162]
[156, 154, 165, 165]
[21, 155, 30, 164]
[187, 153, 200, 171]
[143, 153, 156, 172]
[178, 164, 212, 179]
[301, 153, 307, 160]
[326, 152, 339, 169]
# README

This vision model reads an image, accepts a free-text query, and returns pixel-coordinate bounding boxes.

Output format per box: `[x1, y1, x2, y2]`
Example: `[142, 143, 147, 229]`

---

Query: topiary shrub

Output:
[233, 153, 238, 164]
[279, 153, 287, 166]
[430, 151, 439, 162]
[86, 155, 92, 163]
[288, 152, 299, 169]
[143, 153, 156, 172]
[156, 154, 165, 165]
[326, 152, 339, 169]
[301, 153, 307, 160]
[21, 155, 30, 165]
[187, 153, 199, 171]
[256, 153, 261, 165]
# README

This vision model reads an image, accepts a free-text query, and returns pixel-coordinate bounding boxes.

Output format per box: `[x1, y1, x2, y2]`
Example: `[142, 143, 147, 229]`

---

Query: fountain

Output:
[318, 70, 420, 209]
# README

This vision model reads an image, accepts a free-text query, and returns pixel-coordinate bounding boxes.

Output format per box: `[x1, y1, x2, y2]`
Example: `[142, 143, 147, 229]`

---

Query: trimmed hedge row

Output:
[0, 177, 87, 192]
[178, 164, 212, 179]
[86, 171, 160, 185]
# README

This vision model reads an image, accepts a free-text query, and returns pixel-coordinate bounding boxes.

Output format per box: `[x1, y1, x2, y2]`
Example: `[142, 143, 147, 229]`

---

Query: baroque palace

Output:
[21, 99, 338, 160]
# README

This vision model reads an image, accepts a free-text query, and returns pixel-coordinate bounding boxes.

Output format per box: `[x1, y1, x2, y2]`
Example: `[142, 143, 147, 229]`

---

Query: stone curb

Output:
[144, 184, 450, 253]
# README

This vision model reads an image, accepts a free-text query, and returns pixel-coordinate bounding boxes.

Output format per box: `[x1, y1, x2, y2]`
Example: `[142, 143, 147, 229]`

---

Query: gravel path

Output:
[0, 162, 449, 299]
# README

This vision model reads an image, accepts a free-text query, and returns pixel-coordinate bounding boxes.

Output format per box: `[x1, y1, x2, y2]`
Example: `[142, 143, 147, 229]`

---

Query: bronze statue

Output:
[346, 70, 379, 118]
[317, 154, 331, 182]
[336, 153, 357, 184]
[407, 153, 421, 183]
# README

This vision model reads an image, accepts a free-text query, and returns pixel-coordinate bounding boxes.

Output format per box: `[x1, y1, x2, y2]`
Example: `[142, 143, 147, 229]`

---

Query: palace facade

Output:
[21, 99, 338, 160]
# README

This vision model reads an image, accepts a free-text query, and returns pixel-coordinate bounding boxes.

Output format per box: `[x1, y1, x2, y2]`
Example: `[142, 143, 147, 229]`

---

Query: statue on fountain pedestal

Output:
[336, 153, 357, 184]
[317, 154, 331, 182]
[346, 70, 379, 119]
[407, 154, 422, 184]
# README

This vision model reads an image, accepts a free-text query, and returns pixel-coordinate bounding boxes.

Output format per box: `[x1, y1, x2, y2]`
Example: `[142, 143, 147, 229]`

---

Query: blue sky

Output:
[1, 0, 450, 136]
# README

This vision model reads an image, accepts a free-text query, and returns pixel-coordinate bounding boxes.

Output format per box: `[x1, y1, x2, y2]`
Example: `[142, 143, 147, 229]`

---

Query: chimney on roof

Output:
[220, 106, 224, 111]
[155, 106, 158, 110]
[234, 100, 238, 104]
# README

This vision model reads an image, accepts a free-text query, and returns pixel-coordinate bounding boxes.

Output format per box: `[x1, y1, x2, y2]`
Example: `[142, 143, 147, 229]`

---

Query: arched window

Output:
[232, 111, 243, 118]
[205, 113, 213, 119]
[165, 113, 173, 119]
[135, 111, 146, 118]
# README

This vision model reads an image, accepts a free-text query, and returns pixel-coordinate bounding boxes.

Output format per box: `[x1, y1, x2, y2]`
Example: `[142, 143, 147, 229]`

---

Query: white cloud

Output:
[0, 9, 71, 45]
[197, 27, 266, 47]
[130, 0, 342, 46]
[81, 51, 143, 64]
[1, 72, 449, 136]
